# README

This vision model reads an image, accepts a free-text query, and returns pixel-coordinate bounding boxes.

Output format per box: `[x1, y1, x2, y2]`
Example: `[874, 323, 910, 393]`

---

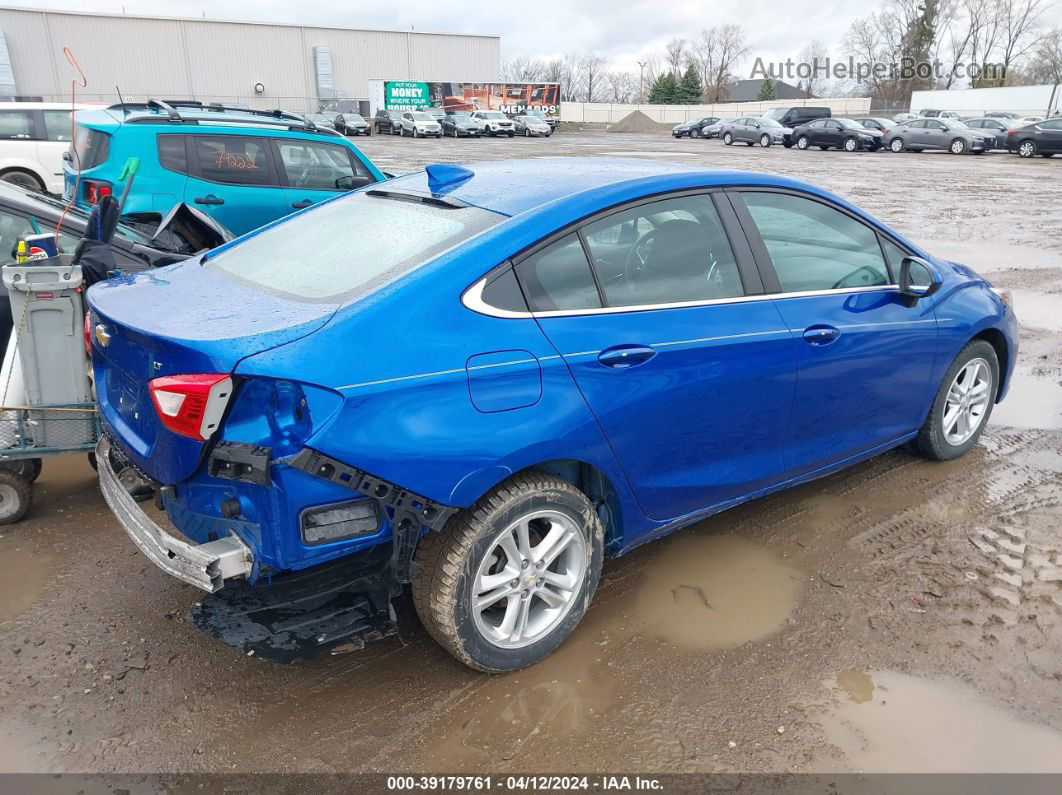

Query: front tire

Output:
[889, 137, 905, 153]
[844, 136, 859, 152]
[950, 137, 967, 155]
[759, 133, 771, 147]
[413, 471, 604, 672]
[796, 135, 810, 150]
[913, 340, 998, 461]
[1, 169, 45, 192]
[0, 469, 32, 525]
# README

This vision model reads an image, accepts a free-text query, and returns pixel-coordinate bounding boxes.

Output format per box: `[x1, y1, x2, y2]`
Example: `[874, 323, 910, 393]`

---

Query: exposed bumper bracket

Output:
[288, 448, 458, 584]
[97, 437, 254, 592]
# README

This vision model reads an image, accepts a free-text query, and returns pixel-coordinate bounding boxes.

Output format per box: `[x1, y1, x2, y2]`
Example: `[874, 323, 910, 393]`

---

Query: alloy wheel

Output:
[1019, 141, 1035, 158]
[797, 136, 809, 150]
[951, 139, 967, 154]
[471, 509, 587, 649]
[942, 357, 992, 446]
[844, 137, 857, 151]
[890, 138, 904, 153]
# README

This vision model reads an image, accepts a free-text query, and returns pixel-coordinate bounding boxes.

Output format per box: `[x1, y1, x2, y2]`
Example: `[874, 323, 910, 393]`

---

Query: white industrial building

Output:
[0, 6, 501, 113]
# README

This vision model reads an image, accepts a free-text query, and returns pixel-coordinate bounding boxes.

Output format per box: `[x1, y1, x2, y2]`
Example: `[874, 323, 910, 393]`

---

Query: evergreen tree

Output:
[757, 77, 776, 101]
[679, 64, 703, 104]
[648, 73, 681, 104]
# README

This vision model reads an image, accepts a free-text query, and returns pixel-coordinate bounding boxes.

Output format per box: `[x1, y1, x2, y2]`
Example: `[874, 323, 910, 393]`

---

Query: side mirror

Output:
[335, 175, 355, 190]
[899, 256, 943, 304]
[62, 150, 72, 162]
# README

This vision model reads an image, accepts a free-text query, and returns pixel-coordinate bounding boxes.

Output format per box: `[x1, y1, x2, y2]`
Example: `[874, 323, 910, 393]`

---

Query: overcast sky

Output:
[12, 0, 1062, 77]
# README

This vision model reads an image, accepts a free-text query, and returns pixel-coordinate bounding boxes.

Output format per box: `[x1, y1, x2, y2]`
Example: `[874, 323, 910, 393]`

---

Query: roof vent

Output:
[426, 163, 474, 193]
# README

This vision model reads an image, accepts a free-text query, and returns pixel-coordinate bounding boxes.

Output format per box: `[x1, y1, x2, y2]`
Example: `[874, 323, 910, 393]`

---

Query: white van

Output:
[0, 102, 90, 194]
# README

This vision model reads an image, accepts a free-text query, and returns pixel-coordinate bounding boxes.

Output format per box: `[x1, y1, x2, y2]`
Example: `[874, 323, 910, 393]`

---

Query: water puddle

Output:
[1009, 289, 1062, 333]
[0, 544, 55, 625]
[426, 607, 618, 768]
[820, 670, 1062, 772]
[631, 532, 804, 650]
[991, 372, 1062, 431]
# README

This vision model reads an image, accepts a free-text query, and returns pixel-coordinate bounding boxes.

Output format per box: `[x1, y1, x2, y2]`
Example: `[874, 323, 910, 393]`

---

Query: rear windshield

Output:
[69, 125, 110, 171]
[204, 191, 502, 302]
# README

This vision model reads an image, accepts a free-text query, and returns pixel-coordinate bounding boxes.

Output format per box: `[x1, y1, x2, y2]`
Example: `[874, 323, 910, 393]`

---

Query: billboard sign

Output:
[377, 81, 561, 115]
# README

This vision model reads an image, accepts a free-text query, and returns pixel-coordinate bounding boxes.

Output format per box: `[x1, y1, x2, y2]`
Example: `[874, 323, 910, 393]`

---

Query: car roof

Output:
[73, 103, 339, 136]
[382, 157, 837, 218]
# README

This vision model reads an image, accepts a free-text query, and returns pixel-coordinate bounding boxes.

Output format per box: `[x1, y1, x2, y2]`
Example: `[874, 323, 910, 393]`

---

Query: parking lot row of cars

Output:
[311, 106, 558, 139]
[673, 106, 1062, 158]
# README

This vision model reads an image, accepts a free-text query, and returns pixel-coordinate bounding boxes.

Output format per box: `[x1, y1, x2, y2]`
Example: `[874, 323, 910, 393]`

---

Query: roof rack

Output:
[105, 98, 321, 132]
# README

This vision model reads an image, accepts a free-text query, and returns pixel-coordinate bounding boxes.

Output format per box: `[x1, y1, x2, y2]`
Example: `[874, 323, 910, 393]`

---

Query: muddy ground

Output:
[2, 131, 1061, 775]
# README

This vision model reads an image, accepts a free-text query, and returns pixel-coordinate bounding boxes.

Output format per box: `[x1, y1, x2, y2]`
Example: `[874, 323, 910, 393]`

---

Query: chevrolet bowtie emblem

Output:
[94, 323, 112, 347]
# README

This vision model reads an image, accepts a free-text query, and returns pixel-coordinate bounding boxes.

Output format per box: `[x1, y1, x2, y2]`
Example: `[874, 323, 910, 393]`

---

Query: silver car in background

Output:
[721, 117, 792, 147]
[886, 117, 992, 154]
[702, 118, 736, 139]
[512, 115, 553, 137]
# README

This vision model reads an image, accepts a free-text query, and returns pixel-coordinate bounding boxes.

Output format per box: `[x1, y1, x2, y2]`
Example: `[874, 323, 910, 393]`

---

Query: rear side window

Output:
[42, 110, 73, 142]
[741, 192, 889, 293]
[0, 110, 34, 140]
[69, 125, 110, 170]
[192, 135, 275, 186]
[276, 140, 370, 190]
[205, 192, 502, 302]
[515, 234, 601, 312]
[157, 134, 188, 173]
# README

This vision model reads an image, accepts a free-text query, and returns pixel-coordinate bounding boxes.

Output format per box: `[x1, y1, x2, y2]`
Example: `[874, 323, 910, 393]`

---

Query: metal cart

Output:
[0, 255, 100, 524]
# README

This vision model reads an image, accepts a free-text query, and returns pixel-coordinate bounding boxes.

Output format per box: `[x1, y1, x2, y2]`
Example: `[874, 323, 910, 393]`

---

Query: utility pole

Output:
[637, 61, 646, 103]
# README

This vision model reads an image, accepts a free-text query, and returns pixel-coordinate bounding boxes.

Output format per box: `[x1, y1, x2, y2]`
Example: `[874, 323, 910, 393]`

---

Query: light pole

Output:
[637, 61, 646, 103]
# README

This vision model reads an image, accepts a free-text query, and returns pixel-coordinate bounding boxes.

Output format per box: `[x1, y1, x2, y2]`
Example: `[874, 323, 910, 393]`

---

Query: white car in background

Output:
[399, 111, 442, 138]
[470, 110, 515, 137]
[0, 102, 90, 193]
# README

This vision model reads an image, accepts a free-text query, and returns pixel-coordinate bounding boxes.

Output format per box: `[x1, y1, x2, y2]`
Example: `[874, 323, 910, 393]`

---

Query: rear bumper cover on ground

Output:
[96, 436, 253, 592]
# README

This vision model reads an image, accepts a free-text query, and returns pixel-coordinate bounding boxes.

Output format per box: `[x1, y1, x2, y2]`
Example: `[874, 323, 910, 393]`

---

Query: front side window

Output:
[741, 192, 889, 293]
[192, 135, 274, 186]
[0, 110, 34, 140]
[515, 234, 601, 312]
[206, 191, 502, 302]
[582, 194, 743, 307]
[276, 140, 368, 191]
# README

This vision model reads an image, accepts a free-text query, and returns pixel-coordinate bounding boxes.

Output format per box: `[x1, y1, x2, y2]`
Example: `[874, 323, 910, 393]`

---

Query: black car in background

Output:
[1006, 118, 1062, 158]
[373, 108, 403, 135]
[335, 113, 371, 136]
[855, 117, 896, 134]
[962, 117, 1013, 149]
[761, 106, 831, 135]
[440, 110, 482, 137]
[672, 116, 721, 138]
[792, 118, 883, 151]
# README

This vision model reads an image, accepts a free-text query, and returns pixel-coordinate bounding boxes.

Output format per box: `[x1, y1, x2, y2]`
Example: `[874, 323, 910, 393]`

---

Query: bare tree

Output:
[1027, 26, 1062, 83]
[706, 25, 749, 102]
[797, 39, 830, 96]
[994, 0, 1050, 84]
[665, 38, 688, 76]
[604, 71, 636, 102]
[576, 54, 609, 102]
[502, 56, 546, 82]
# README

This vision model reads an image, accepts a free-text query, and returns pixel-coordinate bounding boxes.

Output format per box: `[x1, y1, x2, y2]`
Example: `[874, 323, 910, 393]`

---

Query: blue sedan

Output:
[87, 158, 1017, 671]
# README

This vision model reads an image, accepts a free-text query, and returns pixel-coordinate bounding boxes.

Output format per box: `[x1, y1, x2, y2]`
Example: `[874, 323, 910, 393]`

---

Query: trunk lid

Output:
[88, 259, 336, 484]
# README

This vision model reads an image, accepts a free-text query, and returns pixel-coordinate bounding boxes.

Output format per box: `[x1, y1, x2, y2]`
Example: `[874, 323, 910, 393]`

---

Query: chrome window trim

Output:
[462, 279, 901, 320]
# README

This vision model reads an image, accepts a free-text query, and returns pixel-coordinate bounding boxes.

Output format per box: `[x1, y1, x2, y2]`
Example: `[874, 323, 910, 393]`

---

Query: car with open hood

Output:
[88, 158, 1017, 672]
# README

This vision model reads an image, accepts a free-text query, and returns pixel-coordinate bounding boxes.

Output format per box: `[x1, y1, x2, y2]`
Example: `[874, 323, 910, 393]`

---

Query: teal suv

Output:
[64, 100, 384, 236]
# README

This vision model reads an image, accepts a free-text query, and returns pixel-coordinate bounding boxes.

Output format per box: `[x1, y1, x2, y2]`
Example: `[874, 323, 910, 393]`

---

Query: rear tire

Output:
[723, 132, 733, 145]
[913, 340, 998, 461]
[0, 469, 32, 525]
[1, 169, 45, 192]
[1017, 140, 1036, 157]
[412, 471, 604, 672]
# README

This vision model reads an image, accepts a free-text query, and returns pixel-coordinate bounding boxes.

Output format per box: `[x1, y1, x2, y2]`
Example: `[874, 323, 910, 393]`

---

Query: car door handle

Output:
[291, 200, 313, 209]
[194, 195, 224, 205]
[597, 345, 657, 368]
[802, 325, 840, 345]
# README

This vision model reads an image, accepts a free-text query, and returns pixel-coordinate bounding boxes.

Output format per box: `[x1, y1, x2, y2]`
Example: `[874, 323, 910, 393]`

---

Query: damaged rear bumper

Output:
[96, 436, 253, 592]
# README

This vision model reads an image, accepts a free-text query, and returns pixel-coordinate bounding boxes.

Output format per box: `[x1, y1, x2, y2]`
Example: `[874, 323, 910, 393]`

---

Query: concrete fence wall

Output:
[561, 97, 874, 125]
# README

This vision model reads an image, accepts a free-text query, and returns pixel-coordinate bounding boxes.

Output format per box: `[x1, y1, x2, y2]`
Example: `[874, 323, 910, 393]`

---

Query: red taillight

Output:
[148, 374, 233, 441]
[83, 180, 112, 205]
